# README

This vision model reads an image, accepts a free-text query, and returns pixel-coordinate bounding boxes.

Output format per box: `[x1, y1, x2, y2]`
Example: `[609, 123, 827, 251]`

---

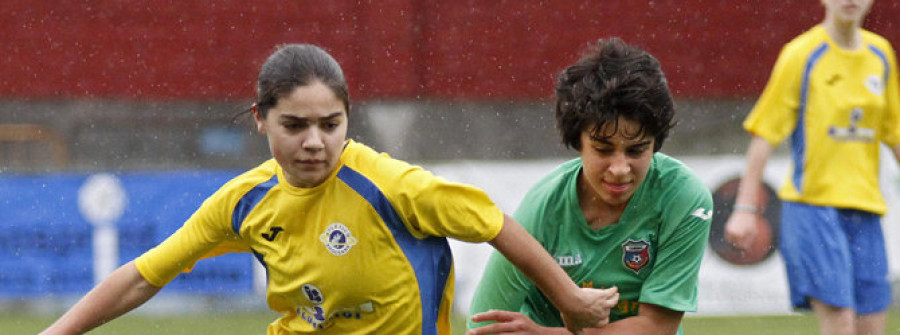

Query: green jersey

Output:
[468, 153, 712, 333]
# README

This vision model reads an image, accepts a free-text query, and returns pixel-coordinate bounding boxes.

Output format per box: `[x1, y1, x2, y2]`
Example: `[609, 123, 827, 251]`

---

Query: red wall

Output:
[3, 1, 898, 101]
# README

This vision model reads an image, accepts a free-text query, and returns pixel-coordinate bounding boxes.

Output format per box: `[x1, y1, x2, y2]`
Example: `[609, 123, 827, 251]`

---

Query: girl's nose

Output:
[302, 128, 325, 150]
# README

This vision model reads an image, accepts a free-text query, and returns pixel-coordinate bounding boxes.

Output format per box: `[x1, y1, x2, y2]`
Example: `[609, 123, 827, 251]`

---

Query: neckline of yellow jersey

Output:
[815, 24, 867, 55]
[274, 140, 353, 196]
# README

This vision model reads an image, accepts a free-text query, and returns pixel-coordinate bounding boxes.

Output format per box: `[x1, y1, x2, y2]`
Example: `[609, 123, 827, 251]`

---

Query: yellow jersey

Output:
[135, 140, 504, 334]
[744, 25, 900, 214]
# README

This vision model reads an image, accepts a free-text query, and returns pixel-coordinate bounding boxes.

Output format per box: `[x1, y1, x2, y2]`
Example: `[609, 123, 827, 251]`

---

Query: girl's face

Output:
[822, 0, 873, 25]
[578, 117, 654, 209]
[255, 81, 348, 188]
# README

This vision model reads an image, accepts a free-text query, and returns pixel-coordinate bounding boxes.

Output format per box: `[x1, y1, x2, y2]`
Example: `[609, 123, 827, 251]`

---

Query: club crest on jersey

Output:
[865, 74, 884, 95]
[319, 223, 358, 256]
[622, 239, 651, 273]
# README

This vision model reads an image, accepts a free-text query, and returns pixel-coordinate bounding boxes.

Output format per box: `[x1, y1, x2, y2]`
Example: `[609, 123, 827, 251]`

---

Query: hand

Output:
[468, 310, 548, 335]
[560, 286, 619, 333]
[724, 212, 758, 251]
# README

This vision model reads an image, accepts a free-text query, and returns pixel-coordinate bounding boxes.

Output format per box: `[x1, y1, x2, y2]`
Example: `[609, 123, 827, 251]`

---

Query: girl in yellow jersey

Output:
[725, 1, 900, 334]
[40, 44, 618, 335]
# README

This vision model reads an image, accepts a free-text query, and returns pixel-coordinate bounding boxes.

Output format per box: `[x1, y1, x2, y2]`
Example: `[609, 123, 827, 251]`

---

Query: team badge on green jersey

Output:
[622, 239, 651, 273]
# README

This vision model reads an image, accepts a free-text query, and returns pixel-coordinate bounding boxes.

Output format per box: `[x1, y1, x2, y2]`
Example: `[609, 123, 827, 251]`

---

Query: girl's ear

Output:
[250, 104, 266, 134]
[253, 105, 267, 134]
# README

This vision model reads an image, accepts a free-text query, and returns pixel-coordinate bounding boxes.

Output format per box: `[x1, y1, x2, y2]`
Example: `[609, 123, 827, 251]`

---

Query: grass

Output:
[0, 311, 280, 334]
[7, 308, 900, 334]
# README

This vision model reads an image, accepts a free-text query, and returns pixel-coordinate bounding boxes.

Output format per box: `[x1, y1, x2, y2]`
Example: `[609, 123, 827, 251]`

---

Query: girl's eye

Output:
[627, 146, 650, 157]
[283, 123, 305, 130]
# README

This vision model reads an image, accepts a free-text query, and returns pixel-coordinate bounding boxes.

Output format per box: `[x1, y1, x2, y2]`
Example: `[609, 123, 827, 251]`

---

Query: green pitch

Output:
[0, 311, 280, 334]
[455, 309, 900, 335]
[5, 308, 900, 334]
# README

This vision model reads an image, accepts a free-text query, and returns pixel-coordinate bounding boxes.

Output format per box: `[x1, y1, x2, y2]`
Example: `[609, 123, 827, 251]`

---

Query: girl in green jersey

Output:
[468, 38, 713, 335]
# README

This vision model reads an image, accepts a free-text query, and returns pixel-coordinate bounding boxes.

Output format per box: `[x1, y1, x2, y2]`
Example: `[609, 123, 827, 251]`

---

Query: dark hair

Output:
[254, 44, 349, 119]
[554, 37, 675, 152]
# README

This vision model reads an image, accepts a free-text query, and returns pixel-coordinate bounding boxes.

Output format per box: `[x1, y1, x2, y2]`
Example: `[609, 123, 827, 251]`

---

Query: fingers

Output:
[469, 322, 514, 335]
[470, 310, 519, 323]
[588, 286, 619, 305]
[606, 291, 619, 307]
[726, 231, 755, 251]
[469, 311, 540, 335]
[724, 215, 758, 251]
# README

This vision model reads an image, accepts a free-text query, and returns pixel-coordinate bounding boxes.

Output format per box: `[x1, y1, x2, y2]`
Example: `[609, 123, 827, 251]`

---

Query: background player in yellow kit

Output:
[725, 0, 900, 334]
[40, 44, 618, 334]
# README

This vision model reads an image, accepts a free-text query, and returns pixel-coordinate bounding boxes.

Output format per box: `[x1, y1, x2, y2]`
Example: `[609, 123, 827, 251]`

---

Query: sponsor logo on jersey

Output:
[297, 301, 375, 330]
[302, 283, 324, 304]
[294, 282, 376, 329]
[319, 223, 358, 256]
[622, 239, 651, 273]
[556, 254, 583, 267]
[690, 208, 712, 221]
[261, 226, 284, 241]
[828, 107, 874, 142]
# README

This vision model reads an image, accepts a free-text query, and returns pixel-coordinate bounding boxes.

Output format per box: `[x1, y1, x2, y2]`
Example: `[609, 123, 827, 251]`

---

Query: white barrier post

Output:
[78, 173, 128, 285]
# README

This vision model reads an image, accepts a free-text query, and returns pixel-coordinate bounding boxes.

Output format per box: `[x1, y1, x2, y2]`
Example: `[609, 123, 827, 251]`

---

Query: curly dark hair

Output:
[554, 37, 675, 152]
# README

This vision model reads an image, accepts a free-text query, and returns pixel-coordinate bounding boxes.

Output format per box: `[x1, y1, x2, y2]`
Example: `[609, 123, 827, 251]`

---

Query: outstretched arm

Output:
[40, 261, 162, 335]
[469, 303, 680, 335]
[725, 135, 775, 251]
[489, 214, 619, 333]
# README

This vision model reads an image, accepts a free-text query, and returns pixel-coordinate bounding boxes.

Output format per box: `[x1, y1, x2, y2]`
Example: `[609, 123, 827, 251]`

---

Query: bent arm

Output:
[40, 261, 162, 335]
[469, 303, 679, 335]
[585, 303, 683, 335]
[489, 214, 616, 331]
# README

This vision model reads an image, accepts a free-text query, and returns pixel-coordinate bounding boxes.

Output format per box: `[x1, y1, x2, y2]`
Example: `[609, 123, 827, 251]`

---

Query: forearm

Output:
[488, 215, 579, 314]
[41, 261, 161, 335]
[538, 319, 664, 335]
[561, 307, 681, 335]
[581, 317, 676, 335]
[734, 136, 774, 207]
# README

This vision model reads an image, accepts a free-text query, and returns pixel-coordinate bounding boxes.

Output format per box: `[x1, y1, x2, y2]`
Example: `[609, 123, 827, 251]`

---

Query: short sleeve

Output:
[134, 188, 243, 287]
[743, 44, 805, 146]
[638, 174, 712, 312]
[376, 158, 504, 243]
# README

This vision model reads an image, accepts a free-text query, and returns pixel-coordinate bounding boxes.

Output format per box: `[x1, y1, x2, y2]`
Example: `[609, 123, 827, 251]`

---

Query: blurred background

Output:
[3, 0, 900, 332]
